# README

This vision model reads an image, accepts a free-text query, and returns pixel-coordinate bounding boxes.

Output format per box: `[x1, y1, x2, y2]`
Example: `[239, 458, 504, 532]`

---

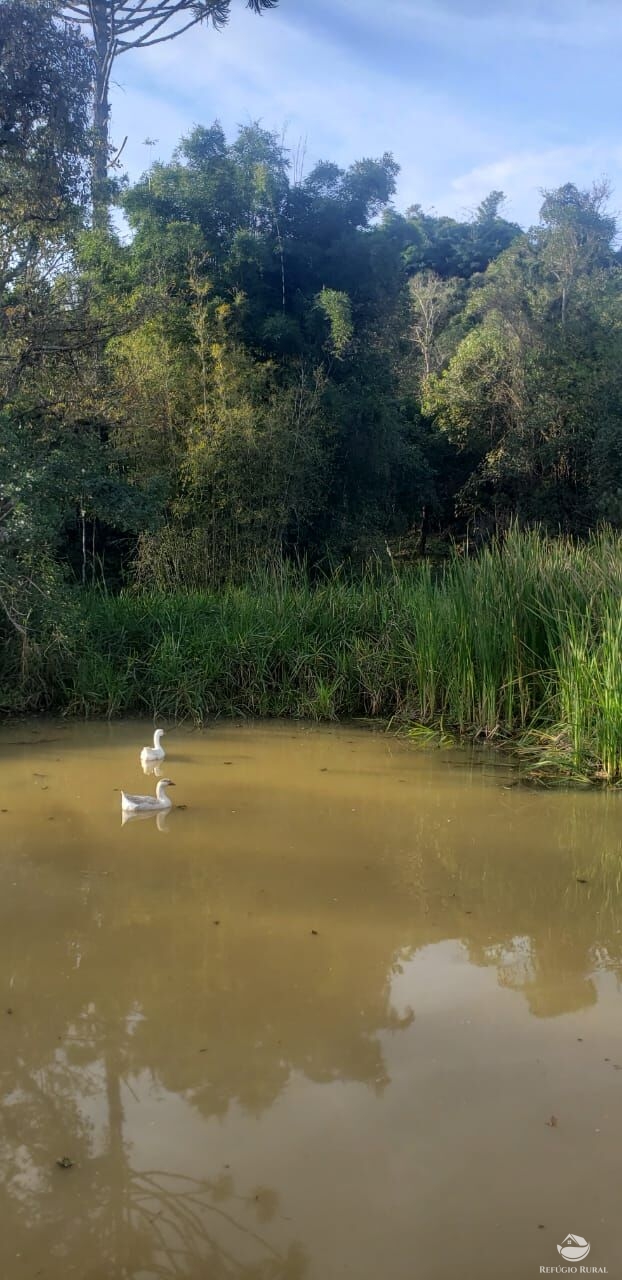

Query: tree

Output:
[397, 193, 521, 280]
[536, 180, 616, 325]
[0, 0, 94, 437]
[423, 184, 622, 534]
[61, 0, 279, 227]
[408, 271, 456, 377]
[0, 1, 93, 293]
[115, 123, 435, 571]
[0, 1, 92, 194]
[0, 2, 164, 671]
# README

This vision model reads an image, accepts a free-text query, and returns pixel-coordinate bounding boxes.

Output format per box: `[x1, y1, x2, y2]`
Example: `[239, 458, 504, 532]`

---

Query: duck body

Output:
[140, 729, 165, 764]
[121, 778, 175, 813]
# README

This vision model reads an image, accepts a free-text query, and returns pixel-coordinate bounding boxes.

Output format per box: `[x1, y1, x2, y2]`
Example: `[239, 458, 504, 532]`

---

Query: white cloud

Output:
[109, 84, 191, 184]
[110, 5, 506, 206]
[107, 2, 622, 230]
[446, 144, 622, 226]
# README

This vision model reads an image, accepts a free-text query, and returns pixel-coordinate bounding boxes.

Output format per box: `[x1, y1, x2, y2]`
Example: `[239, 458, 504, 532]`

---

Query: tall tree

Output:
[0, 0, 93, 648]
[423, 183, 622, 534]
[61, 0, 279, 227]
[537, 180, 616, 325]
[0, 0, 94, 397]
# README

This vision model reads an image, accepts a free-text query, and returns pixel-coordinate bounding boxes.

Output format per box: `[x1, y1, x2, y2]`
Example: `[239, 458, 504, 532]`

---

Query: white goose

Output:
[121, 778, 175, 813]
[141, 728, 165, 764]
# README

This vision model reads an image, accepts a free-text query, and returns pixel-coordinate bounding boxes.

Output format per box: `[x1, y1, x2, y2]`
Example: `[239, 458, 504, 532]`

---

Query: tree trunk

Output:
[418, 504, 429, 556]
[91, 0, 112, 231]
[92, 65, 111, 231]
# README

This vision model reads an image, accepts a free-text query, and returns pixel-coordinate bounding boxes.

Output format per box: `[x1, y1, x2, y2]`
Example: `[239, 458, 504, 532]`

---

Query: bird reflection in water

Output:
[121, 808, 169, 832]
[142, 759, 164, 777]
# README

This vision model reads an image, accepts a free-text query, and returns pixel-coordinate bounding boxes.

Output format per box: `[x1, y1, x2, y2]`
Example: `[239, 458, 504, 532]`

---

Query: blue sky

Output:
[110, 0, 622, 228]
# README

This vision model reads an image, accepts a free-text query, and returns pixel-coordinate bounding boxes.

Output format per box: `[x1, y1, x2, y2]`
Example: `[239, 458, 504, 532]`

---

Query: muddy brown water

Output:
[1, 721, 621, 1280]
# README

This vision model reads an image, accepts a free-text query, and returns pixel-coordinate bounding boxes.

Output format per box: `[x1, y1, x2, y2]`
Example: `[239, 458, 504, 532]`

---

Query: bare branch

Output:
[0, 585, 28, 640]
[120, 12, 207, 47]
[110, 134, 128, 167]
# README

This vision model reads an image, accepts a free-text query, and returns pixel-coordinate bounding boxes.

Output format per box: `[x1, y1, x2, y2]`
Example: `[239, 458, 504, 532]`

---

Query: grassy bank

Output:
[3, 528, 622, 782]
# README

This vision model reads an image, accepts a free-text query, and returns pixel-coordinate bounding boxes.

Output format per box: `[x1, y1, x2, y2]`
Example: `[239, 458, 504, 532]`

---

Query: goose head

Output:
[155, 778, 175, 799]
[153, 729, 165, 746]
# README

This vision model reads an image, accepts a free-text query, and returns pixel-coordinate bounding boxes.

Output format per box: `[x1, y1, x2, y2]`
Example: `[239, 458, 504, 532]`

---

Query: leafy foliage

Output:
[424, 182, 622, 530]
[4, 13, 622, 739]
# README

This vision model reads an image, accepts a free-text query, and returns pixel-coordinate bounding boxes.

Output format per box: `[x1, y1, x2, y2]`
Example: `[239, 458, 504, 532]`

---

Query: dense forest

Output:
[3, 1, 622, 776]
[5, 2, 622, 590]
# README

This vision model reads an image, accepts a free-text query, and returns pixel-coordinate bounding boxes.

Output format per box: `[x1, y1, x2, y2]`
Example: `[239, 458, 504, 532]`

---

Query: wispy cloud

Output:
[109, 0, 622, 228]
[112, 7, 497, 194]
[326, 0, 622, 52]
[447, 144, 622, 226]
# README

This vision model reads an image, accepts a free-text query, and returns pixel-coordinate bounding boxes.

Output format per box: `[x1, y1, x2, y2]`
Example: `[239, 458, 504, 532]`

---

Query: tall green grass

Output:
[3, 528, 622, 781]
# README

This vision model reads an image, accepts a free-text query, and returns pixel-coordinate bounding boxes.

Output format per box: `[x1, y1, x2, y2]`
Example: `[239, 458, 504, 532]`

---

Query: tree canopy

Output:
[2, 0, 622, 632]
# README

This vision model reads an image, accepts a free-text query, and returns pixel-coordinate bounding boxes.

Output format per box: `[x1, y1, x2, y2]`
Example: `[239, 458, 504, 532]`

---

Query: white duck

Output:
[140, 728, 165, 765]
[121, 778, 175, 813]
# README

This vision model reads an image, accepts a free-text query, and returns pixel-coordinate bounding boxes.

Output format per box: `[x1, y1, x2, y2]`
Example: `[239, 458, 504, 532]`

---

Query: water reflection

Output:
[121, 808, 169, 832]
[0, 1046, 307, 1278]
[1, 723, 622, 1278]
[142, 760, 164, 777]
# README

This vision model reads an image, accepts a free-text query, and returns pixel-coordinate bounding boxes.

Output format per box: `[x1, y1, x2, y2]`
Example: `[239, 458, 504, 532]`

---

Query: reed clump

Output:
[3, 527, 622, 782]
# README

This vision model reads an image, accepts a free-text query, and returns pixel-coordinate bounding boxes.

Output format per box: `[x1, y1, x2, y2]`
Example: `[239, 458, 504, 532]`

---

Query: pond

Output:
[0, 721, 621, 1279]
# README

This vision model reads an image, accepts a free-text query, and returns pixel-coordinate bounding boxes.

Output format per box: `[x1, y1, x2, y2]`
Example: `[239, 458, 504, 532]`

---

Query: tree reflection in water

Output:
[2, 725, 622, 1276]
[1, 1032, 309, 1278]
